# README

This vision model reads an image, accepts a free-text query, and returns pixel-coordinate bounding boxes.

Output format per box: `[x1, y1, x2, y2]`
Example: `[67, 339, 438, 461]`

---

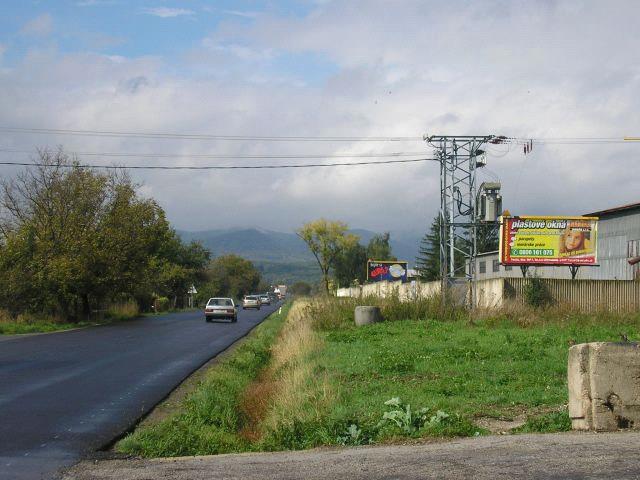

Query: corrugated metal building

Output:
[585, 202, 640, 280]
[472, 201, 640, 281]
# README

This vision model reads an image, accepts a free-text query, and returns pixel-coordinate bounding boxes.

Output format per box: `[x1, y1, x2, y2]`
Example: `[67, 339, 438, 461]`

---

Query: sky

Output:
[0, 0, 639, 239]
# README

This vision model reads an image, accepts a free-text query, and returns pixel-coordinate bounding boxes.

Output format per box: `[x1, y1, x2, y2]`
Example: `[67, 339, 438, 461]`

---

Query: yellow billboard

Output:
[500, 216, 598, 266]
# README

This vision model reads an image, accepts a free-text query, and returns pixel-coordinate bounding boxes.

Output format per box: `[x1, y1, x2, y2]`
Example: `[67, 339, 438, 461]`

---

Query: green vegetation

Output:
[290, 281, 312, 296]
[0, 149, 210, 326]
[297, 219, 359, 293]
[523, 276, 553, 307]
[0, 301, 141, 335]
[297, 218, 399, 290]
[117, 303, 291, 456]
[119, 296, 640, 458]
[196, 255, 262, 304]
[0, 150, 270, 333]
[333, 232, 396, 287]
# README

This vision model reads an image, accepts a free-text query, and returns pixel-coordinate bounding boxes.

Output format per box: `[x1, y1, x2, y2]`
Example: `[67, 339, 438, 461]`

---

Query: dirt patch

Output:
[474, 415, 527, 434]
[238, 375, 277, 442]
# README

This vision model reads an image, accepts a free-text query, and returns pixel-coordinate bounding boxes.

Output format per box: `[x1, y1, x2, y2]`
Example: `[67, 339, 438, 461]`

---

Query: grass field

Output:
[118, 296, 640, 457]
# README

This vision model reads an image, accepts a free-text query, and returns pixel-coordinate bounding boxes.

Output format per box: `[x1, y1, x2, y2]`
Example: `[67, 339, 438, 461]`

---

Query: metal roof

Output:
[585, 202, 640, 217]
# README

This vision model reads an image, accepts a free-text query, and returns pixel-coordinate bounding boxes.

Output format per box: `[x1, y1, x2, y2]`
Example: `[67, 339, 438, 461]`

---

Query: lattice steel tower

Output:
[424, 135, 497, 306]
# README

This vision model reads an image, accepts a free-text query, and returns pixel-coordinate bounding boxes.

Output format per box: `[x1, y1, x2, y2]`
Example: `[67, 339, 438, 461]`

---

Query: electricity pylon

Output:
[424, 135, 497, 306]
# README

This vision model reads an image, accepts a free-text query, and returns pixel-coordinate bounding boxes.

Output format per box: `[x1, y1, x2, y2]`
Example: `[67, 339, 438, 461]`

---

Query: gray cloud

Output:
[1, 1, 639, 241]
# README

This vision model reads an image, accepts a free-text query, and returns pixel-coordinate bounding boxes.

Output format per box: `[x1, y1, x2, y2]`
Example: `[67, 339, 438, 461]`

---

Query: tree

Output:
[366, 232, 396, 261]
[297, 219, 359, 293]
[332, 241, 367, 287]
[416, 216, 441, 281]
[199, 255, 261, 301]
[0, 148, 210, 320]
[290, 281, 312, 296]
[476, 223, 499, 254]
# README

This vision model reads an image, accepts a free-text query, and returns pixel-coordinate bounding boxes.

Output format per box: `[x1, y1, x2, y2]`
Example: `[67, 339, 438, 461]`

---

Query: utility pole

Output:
[424, 135, 500, 307]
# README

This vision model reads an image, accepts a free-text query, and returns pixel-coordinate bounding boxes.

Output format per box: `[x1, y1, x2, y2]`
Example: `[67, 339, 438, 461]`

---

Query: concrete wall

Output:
[336, 278, 504, 308]
[337, 277, 640, 312]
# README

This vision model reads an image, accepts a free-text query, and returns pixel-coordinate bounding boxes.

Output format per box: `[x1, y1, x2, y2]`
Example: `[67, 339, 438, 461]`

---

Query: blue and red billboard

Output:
[367, 260, 408, 283]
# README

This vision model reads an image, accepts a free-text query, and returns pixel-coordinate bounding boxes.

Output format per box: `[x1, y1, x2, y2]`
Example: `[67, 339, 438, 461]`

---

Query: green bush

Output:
[523, 276, 553, 308]
[154, 297, 171, 312]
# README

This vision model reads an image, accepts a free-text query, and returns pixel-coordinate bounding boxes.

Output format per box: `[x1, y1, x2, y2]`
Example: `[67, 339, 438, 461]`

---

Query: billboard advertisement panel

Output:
[500, 216, 598, 266]
[367, 260, 408, 283]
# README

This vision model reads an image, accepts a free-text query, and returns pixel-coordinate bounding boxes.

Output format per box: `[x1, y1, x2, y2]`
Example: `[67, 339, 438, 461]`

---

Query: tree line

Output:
[0, 150, 264, 322]
[297, 217, 498, 292]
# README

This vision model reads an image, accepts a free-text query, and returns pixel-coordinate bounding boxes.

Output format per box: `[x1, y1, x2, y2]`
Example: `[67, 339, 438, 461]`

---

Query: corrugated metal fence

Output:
[504, 278, 640, 312]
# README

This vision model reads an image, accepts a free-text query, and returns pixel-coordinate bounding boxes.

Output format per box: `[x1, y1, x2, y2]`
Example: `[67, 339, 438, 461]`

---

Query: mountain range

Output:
[177, 228, 423, 284]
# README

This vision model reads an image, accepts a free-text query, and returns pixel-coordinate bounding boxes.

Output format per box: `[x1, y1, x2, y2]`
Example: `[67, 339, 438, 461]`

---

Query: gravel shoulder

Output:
[65, 430, 640, 480]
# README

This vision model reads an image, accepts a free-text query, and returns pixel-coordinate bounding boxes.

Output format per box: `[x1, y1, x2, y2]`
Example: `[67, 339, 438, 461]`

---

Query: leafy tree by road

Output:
[297, 219, 359, 293]
[0, 149, 209, 320]
[333, 241, 367, 287]
[290, 281, 312, 296]
[366, 232, 396, 261]
[199, 254, 261, 301]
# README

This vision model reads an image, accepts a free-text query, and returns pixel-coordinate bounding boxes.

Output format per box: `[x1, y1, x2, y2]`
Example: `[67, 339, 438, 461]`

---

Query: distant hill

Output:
[177, 227, 422, 284]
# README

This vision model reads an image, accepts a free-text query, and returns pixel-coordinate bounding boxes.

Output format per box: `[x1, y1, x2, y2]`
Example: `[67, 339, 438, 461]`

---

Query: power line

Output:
[0, 127, 422, 142]
[0, 147, 428, 160]
[0, 157, 438, 170]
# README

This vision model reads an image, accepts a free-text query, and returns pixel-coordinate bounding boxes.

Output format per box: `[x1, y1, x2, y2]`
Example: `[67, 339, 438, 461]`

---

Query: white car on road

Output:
[242, 295, 261, 310]
[204, 298, 238, 322]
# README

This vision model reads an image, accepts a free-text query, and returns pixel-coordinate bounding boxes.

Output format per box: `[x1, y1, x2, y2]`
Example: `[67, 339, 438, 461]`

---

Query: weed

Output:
[523, 276, 553, 308]
[513, 408, 572, 433]
[337, 424, 366, 446]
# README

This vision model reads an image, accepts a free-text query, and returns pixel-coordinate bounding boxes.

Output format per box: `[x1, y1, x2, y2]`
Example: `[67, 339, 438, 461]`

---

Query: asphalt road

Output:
[0, 303, 280, 480]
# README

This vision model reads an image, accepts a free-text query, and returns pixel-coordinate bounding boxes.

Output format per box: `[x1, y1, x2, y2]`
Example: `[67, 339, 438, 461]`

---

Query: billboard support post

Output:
[425, 135, 496, 308]
[569, 265, 580, 280]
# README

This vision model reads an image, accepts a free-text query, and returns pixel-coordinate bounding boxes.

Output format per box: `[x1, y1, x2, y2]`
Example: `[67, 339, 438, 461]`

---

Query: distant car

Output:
[205, 298, 237, 322]
[259, 294, 271, 305]
[242, 295, 261, 310]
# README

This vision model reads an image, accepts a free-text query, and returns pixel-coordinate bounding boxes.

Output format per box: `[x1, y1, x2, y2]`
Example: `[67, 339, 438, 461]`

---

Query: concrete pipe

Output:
[355, 306, 383, 326]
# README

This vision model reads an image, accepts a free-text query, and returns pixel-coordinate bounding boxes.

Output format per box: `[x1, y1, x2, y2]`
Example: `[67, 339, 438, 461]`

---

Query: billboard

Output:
[500, 216, 598, 266]
[367, 260, 409, 283]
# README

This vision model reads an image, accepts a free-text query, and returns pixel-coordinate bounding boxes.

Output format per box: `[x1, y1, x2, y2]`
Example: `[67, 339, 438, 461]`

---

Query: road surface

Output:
[0, 303, 280, 480]
[65, 430, 640, 480]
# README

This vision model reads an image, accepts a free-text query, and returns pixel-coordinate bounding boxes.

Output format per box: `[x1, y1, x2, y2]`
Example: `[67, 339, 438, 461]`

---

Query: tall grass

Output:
[105, 301, 140, 321]
[254, 302, 336, 450]
[307, 294, 464, 331]
[472, 299, 640, 328]
[0, 309, 79, 335]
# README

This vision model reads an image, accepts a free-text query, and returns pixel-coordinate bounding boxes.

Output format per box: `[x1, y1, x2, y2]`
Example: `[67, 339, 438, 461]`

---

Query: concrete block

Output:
[568, 342, 640, 430]
[354, 306, 383, 326]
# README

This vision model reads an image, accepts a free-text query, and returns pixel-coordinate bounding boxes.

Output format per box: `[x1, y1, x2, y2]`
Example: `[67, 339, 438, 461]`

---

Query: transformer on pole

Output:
[424, 134, 502, 307]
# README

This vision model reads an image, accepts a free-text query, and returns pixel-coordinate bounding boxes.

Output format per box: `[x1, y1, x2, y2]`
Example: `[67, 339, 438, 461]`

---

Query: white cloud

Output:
[222, 10, 260, 19]
[20, 13, 53, 37]
[75, 0, 115, 6]
[2, 1, 640, 241]
[142, 7, 194, 18]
